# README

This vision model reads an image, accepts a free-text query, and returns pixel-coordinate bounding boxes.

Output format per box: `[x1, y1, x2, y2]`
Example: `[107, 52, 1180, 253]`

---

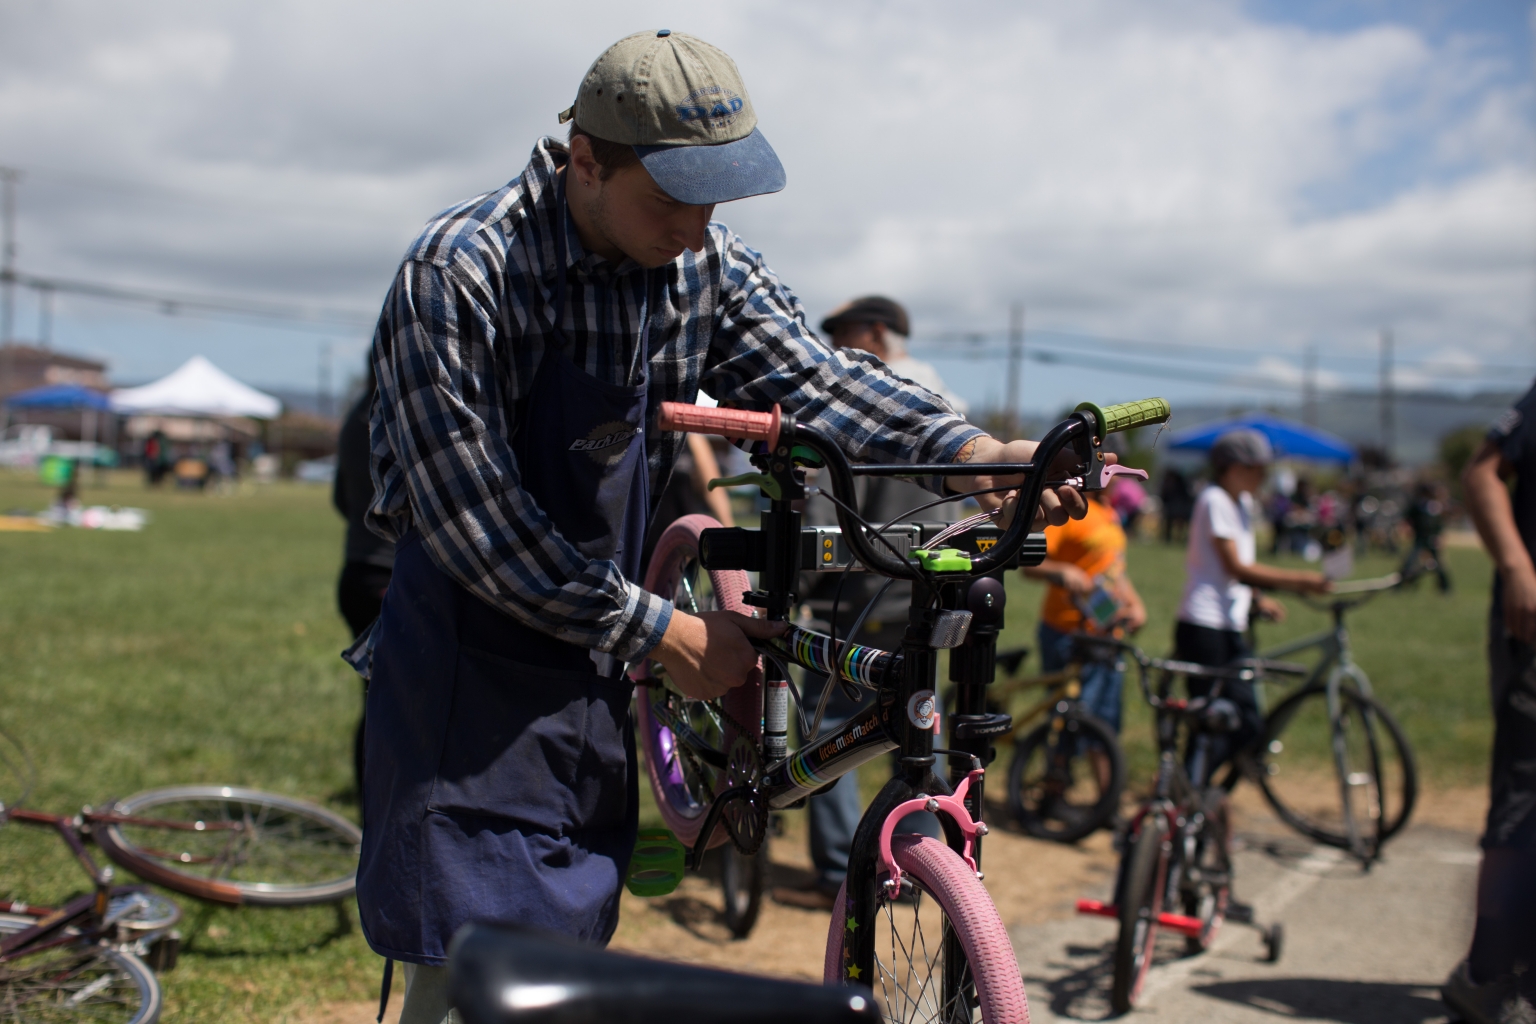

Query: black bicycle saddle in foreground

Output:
[449, 922, 882, 1024]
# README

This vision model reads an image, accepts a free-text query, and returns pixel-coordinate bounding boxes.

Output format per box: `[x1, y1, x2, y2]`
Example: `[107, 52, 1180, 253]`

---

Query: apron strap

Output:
[376, 958, 394, 1023]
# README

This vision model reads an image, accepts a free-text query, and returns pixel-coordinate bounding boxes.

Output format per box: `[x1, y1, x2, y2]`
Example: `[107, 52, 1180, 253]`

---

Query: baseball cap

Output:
[1210, 429, 1274, 473]
[559, 30, 786, 205]
[820, 296, 911, 338]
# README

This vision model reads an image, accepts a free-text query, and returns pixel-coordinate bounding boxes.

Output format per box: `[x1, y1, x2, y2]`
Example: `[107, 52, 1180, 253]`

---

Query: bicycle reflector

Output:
[625, 828, 687, 897]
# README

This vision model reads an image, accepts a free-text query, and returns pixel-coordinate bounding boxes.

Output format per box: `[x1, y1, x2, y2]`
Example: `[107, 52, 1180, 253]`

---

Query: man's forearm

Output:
[1465, 448, 1534, 578]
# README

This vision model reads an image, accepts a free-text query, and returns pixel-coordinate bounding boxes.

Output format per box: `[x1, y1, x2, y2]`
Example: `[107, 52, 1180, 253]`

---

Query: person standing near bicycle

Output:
[1023, 468, 1147, 785]
[345, 31, 1093, 1023]
[1176, 429, 1330, 768]
[1443, 392, 1536, 1022]
[774, 294, 964, 911]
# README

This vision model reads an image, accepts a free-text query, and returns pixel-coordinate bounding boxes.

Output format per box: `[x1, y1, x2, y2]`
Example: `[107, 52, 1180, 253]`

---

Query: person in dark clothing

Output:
[333, 370, 396, 810]
[1443, 386, 1536, 1023]
[1159, 466, 1193, 544]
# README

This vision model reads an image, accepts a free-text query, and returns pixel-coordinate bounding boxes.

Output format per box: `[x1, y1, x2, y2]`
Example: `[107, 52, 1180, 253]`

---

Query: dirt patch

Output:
[292, 783, 1487, 1022]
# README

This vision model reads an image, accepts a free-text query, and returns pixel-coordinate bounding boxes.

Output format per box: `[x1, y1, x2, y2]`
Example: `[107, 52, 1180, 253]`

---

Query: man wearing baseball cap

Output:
[347, 31, 1089, 1020]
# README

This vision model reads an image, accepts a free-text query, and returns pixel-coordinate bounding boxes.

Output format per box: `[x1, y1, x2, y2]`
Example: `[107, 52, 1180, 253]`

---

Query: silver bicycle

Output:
[1231, 573, 1418, 867]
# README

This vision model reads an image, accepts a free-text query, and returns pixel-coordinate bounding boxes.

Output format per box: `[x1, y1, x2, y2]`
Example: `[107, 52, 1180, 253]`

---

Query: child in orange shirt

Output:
[1023, 488, 1147, 736]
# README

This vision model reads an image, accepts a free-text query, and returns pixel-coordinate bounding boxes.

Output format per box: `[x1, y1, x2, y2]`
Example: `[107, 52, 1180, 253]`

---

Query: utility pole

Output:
[1379, 328, 1394, 464]
[1004, 303, 1024, 437]
[37, 283, 53, 348]
[318, 340, 332, 419]
[1303, 343, 1318, 427]
[1, 167, 19, 403]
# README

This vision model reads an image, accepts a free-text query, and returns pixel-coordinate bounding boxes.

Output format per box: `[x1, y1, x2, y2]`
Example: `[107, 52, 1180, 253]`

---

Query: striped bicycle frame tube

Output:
[768, 626, 899, 690]
[761, 702, 898, 809]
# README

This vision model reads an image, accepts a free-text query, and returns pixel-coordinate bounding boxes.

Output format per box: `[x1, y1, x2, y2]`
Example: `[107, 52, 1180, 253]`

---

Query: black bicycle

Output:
[632, 396, 1169, 1023]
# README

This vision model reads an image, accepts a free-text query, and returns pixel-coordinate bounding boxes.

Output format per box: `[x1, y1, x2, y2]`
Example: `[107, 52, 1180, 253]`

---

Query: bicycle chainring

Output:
[719, 734, 767, 856]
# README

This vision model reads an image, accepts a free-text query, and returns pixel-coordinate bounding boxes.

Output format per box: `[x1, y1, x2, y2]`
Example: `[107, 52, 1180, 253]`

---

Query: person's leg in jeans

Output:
[777, 676, 869, 907]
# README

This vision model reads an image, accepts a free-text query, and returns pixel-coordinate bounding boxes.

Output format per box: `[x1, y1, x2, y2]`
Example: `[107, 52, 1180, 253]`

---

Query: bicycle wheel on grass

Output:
[1254, 682, 1416, 856]
[0, 917, 161, 1024]
[96, 786, 361, 906]
[824, 836, 1029, 1024]
[1006, 707, 1124, 843]
[719, 840, 768, 939]
[635, 515, 760, 850]
[1111, 811, 1169, 1015]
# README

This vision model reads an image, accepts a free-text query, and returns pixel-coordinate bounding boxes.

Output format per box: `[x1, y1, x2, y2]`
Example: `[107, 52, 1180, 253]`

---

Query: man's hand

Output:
[1503, 565, 1536, 645]
[950, 436, 1114, 529]
[651, 610, 786, 701]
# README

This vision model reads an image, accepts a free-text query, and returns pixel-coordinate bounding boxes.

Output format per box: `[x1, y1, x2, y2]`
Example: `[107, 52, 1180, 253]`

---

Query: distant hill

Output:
[1147, 388, 1520, 466]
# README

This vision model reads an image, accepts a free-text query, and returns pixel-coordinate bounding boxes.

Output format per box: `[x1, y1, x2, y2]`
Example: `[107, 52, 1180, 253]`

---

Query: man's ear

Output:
[568, 134, 602, 188]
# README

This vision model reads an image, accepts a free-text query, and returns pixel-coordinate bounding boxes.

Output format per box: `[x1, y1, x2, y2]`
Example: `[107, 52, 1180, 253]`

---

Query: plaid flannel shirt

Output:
[344, 139, 981, 677]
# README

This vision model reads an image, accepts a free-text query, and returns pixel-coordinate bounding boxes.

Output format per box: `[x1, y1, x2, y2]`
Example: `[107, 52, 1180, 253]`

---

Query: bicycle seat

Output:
[450, 922, 882, 1024]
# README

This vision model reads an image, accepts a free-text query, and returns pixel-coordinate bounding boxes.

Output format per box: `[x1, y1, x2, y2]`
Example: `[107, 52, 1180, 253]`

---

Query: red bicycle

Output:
[0, 728, 361, 1022]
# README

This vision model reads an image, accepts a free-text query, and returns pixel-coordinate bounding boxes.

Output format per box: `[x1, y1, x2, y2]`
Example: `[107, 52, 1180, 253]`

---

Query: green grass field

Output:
[0, 469, 1496, 1019]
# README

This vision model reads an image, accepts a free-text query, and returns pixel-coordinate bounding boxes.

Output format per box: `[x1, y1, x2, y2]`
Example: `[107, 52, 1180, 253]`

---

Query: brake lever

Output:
[1059, 463, 1150, 491]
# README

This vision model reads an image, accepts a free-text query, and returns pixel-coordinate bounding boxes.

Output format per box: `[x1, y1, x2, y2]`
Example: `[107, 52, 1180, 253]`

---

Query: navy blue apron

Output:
[357, 170, 657, 966]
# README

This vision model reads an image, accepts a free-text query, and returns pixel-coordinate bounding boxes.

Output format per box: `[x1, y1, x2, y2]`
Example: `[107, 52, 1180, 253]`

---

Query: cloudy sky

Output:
[0, 0, 1532, 415]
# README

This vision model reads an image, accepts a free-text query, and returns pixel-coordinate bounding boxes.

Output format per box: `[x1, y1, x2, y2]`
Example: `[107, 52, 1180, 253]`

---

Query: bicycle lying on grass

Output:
[0, 728, 362, 1022]
[990, 636, 1127, 844]
[1232, 572, 1419, 867]
[1077, 644, 1304, 1014]
[634, 395, 1168, 1023]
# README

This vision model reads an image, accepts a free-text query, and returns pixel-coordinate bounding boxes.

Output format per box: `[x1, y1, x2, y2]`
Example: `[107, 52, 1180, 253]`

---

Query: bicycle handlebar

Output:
[657, 403, 782, 450]
[1103, 638, 1309, 712]
[658, 396, 1168, 581]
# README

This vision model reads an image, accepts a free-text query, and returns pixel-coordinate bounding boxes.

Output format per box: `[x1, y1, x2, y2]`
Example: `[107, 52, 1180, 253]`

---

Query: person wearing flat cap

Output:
[346, 30, 1095, 1020]
[1176, 429, 1330, 771]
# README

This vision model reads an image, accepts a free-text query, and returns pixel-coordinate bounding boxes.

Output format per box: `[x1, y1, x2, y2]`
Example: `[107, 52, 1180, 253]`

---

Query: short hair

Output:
[1210, 429, 1274, 476]
[567, 123, 640, 182]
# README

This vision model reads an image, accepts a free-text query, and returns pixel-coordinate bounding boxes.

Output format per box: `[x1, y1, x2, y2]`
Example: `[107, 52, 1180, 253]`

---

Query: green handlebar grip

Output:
[1074, 398, 1171, 438]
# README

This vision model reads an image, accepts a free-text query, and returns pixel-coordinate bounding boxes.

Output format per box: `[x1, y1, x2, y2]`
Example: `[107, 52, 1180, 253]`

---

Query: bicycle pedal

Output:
[625, 829, 687, 898]
[145, 930, 181, 972]
[1226, 901, 1254, 925]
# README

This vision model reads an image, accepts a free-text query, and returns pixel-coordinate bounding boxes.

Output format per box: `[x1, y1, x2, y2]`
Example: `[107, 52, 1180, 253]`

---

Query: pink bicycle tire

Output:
[635, 514, 760, 849]
[824, 835, 1029, 1024]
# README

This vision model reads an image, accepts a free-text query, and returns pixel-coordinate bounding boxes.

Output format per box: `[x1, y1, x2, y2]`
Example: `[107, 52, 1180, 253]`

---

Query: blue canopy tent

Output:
[6, 384, 113, 411]
[4, 384, 118, 466]
[1167, 413, 1355, 463]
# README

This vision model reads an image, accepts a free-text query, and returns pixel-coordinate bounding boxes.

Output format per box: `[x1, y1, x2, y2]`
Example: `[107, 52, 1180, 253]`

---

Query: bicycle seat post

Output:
[948, 576, 1008, 860]
[755, 442, 806, 762]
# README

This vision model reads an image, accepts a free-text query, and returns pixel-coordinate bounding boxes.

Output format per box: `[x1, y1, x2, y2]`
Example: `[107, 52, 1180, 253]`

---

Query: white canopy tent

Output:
[110, 356, 282, 419]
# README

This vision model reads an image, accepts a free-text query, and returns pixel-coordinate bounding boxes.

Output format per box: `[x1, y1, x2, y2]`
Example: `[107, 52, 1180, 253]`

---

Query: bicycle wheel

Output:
[1111, 811, 1169, 1015]
[0, 918, 161, 1024]
[1181, 792, 1230, 956]
[95, 787, 361, 906]
[1254, 683, 1417, 855]
[825, 836, 1029, 1024]
[0, 726, 36, 814]
[719, 840, 767, 939]
[635, 515, 760, 849]
[1005, 707, 1124, 843]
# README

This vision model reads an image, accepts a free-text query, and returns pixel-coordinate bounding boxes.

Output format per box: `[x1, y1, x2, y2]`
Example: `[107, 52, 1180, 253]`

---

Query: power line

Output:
[0, 267, 375, 335]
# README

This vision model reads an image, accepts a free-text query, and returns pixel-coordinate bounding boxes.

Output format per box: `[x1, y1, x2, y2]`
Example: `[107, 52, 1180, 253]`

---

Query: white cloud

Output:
[0, 0, 1529, 398]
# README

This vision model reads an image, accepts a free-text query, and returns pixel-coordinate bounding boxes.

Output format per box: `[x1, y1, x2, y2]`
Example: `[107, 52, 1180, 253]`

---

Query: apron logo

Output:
[569, 422, 639, 465]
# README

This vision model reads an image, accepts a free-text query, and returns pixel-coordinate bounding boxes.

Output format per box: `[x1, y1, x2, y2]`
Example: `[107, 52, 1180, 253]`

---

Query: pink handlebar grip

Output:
[658, 402, 782, 451]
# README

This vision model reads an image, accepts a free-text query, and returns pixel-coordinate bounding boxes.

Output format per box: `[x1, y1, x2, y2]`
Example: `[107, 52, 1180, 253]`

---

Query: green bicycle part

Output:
[790, 445, 824, 467]
[1074, 398, 1171, 438]
[911, 547, 973, 573]
[625, 827, 688, 897]
[707, 472, 782, 501]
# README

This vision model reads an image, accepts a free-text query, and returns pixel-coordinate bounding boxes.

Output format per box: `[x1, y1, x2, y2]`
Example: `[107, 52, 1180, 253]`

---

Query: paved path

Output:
[1010, 810, 1479, 1023]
